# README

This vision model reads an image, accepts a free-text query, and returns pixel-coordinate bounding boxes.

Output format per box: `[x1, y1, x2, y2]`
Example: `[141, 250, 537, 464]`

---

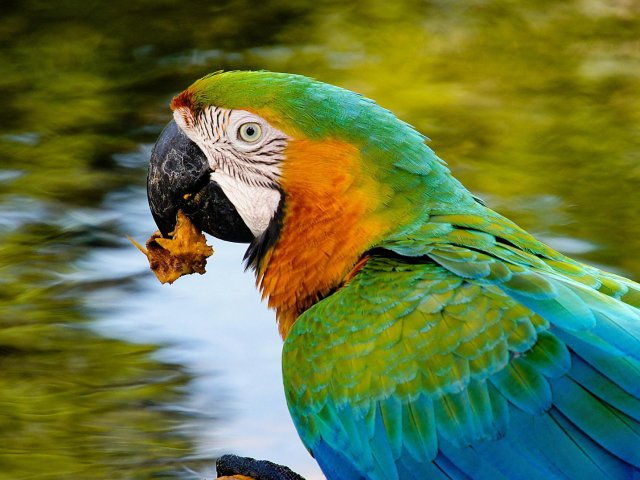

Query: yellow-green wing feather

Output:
[283, 247, 640, 480]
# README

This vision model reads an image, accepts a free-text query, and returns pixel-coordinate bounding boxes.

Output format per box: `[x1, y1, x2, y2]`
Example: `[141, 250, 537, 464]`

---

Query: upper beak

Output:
[147, 120, 254, 243]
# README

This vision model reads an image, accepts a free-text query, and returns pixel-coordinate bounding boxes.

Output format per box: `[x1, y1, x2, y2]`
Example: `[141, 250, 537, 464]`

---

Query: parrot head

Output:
[147, 71, 473, 335]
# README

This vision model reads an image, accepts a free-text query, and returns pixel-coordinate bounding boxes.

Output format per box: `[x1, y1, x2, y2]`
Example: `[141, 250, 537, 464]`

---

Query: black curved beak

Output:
[147, 120, 254, 242]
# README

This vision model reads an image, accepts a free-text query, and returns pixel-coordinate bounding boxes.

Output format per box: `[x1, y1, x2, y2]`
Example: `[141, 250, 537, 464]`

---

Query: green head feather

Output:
[175, 70, 482, 231]
[180, 70, 420, 143]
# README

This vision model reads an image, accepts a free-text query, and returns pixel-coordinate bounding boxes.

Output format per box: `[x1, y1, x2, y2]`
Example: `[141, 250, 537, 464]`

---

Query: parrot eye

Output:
[237, 122, 262, 143]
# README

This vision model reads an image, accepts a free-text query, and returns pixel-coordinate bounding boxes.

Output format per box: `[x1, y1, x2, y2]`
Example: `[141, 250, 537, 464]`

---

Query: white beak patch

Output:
[173, 106, 290, 237]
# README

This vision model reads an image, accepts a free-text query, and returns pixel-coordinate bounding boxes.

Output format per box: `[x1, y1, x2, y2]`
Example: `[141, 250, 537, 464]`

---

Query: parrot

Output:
[146, 70, 640, 480]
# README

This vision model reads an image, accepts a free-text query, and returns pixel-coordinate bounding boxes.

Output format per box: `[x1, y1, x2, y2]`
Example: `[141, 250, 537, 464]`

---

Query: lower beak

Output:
[147, 120, 254, 243]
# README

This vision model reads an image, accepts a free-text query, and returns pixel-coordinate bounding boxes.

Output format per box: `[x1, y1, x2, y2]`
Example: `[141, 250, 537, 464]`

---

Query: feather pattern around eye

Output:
[192, 106, 289, 189]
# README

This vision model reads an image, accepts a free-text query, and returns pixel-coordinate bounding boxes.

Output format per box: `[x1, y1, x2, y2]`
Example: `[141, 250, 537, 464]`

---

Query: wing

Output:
[282, 221, 640, 480]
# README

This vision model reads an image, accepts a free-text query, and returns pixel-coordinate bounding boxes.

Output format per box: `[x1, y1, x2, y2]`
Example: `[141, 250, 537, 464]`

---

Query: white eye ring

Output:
[237, 122, 262, 143]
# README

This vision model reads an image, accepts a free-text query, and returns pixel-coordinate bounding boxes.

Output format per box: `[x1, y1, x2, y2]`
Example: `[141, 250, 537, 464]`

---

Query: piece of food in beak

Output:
[129, 210, 213, 284]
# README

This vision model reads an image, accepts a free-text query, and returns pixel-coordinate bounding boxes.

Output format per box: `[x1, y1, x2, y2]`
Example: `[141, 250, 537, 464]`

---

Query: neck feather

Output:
[254, 138, 392, 338]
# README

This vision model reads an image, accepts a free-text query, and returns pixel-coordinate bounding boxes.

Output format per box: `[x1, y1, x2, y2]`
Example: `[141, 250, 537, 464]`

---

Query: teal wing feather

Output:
[283, 211, 640, 480]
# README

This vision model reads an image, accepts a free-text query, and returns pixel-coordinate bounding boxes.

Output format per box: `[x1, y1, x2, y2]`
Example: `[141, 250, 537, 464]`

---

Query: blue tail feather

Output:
[549, 408, 636, 480]
[558, 331, 640, 397]
[437, 438, 510, 480]
[568, 355, 640, 422]
[552, 376, 640, 467]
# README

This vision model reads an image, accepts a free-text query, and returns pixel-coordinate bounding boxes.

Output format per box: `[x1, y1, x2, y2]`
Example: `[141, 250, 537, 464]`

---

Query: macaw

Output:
[146, 71, 640, 480]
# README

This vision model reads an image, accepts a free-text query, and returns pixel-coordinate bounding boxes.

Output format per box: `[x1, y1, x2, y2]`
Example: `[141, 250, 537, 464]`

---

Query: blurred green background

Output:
[0, 0, 638, 478]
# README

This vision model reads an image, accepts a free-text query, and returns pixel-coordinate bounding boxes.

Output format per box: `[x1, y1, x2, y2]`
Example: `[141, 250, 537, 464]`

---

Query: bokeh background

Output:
[1, 0, 638, 478]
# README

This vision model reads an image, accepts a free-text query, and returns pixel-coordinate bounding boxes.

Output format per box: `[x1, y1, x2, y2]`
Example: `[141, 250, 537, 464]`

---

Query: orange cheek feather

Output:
[257, 138, 392, 338]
